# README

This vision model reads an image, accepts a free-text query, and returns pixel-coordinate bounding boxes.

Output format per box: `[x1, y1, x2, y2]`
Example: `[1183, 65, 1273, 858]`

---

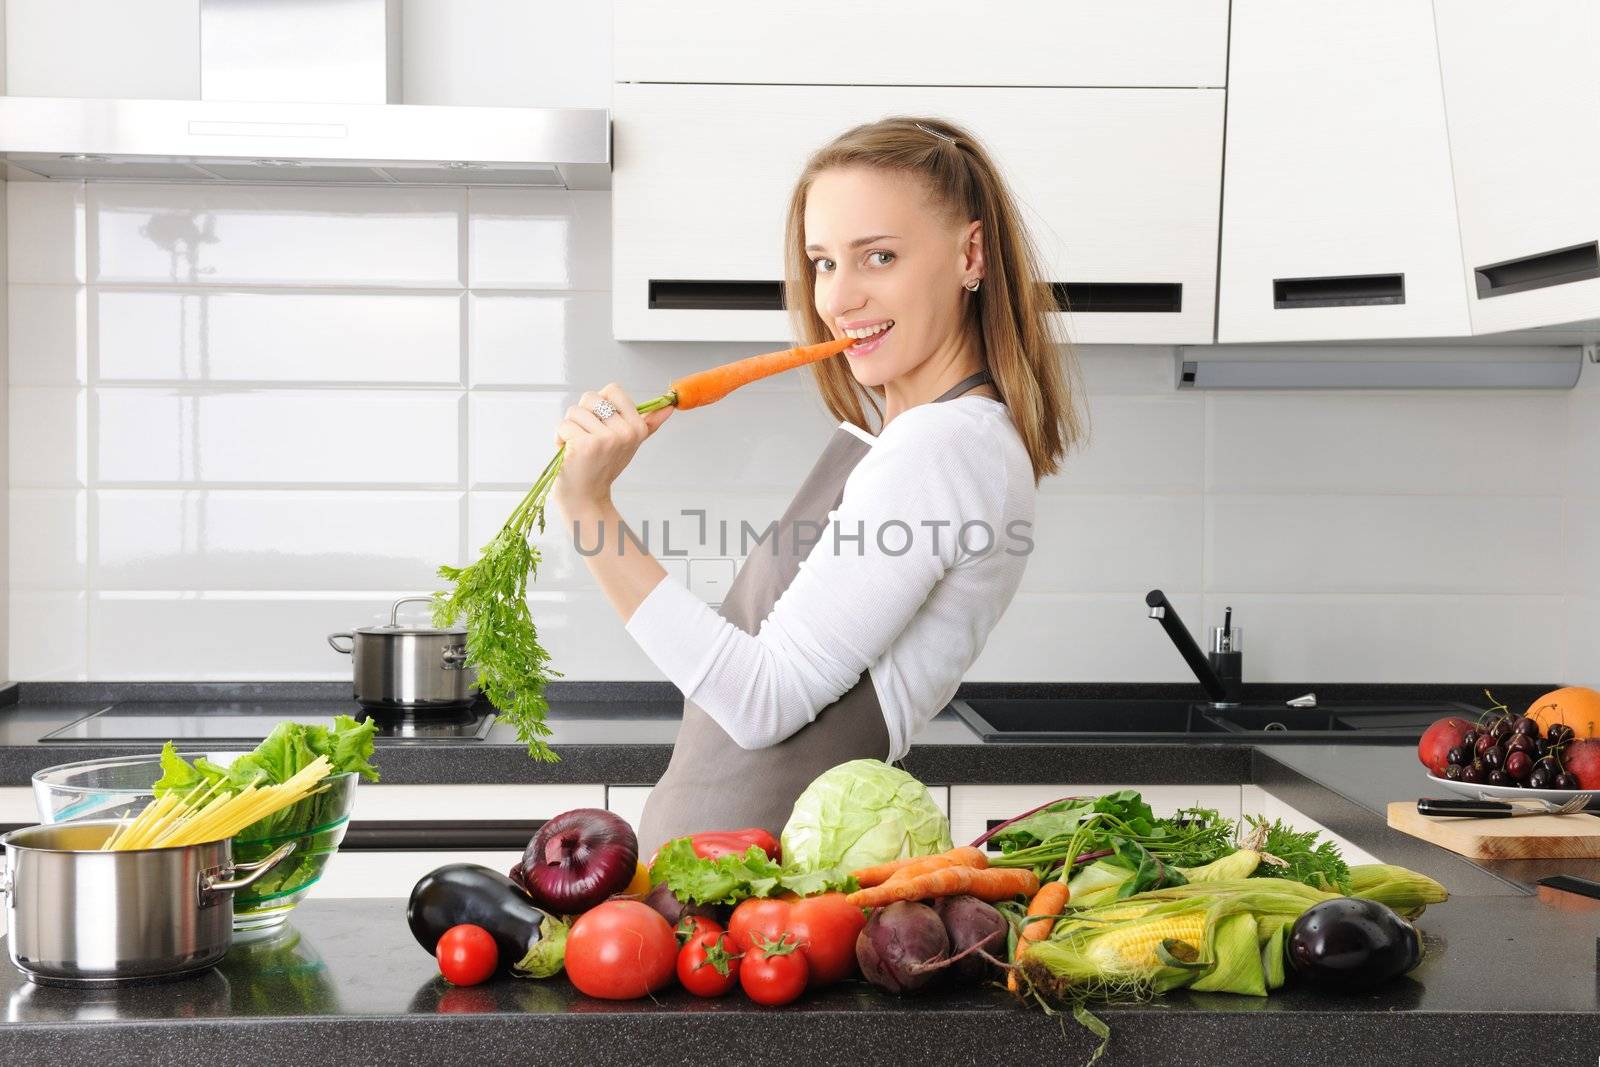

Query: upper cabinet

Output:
[1434, 0, 1600, 335]
[613, 1, 1229, 89]
[612, 83, 1223, 343]
[1217, 0, 1470, 343]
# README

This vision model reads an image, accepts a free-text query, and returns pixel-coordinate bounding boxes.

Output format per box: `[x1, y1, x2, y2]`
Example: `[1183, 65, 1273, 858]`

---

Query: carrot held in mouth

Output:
[430, 336, 856, 764]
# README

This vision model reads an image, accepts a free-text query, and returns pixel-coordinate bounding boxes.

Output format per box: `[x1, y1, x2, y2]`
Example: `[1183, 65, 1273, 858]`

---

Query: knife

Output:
[1417, 797, 1585, 818]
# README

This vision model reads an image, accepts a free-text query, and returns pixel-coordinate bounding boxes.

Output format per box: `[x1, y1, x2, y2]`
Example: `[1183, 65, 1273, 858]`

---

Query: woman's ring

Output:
[591, 398, 618, 421]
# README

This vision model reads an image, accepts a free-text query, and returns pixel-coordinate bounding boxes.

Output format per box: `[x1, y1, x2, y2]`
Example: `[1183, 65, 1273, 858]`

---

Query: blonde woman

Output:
[552, 116, 1088, 856]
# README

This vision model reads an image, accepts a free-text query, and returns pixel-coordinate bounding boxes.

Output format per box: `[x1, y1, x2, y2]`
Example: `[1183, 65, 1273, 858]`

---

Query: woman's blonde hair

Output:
[782, 115, 1087, 482]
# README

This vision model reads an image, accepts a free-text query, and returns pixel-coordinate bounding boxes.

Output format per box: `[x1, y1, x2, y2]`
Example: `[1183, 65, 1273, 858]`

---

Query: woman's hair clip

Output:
[914, 121, 958, 145]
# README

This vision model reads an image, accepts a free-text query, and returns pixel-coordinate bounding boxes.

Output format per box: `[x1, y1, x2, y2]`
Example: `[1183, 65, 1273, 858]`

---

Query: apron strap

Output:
[934, 369, 996, 404]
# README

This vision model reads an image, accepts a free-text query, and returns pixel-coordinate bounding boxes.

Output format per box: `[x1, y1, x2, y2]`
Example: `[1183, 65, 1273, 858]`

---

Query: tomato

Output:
[728, 894, 865, 986]
[436, 924, 498, 987]
[728, 898, 792, 952]
[787, 893, 867, 986]
[677, 930, 741, 997]
[675, 915, 723, 946]
[565, 900, 677, 1000]
[739, 932, 808, 1006]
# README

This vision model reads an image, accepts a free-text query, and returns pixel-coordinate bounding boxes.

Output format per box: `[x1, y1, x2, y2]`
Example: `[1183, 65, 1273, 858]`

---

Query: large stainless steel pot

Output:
[0, 821, 296, 986]
[328, 596, 479, 710]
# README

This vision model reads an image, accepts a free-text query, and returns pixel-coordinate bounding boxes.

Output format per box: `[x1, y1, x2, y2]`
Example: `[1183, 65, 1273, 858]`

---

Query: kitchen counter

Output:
[0, 680, 1595, 1064]
[0, 889, 1593, 1065]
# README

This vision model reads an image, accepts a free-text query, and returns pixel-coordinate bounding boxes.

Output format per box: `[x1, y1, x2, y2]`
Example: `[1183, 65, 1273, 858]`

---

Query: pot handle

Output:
[328, 633, 354, 654]
[203, 841, 298, 898]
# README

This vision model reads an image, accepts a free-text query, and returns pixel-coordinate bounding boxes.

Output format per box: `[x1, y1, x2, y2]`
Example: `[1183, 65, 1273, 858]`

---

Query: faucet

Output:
[1145, 590, 1243, 708]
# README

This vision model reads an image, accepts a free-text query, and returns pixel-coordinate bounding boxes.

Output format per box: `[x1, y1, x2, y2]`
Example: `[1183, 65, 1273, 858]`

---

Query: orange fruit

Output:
[1524, 686, 1600, 739]
[622, 860, 651, 898]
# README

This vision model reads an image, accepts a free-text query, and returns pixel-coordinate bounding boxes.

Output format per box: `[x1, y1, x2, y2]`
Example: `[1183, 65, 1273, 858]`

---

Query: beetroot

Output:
[933, 895, 1009, 984]
[856, 902, 949, 994]
[643, 882, 723, 927]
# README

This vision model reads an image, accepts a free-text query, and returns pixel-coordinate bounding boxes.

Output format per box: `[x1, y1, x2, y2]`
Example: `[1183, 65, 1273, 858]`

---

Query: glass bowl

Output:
[32, 751, 359, 931]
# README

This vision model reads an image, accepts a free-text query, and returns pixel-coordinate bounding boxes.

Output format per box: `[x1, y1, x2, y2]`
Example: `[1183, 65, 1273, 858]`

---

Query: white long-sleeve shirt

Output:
[624, 394, 1036, 761]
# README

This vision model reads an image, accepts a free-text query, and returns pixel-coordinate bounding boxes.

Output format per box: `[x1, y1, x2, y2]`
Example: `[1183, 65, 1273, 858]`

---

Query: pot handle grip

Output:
[203, 841, 298, 897]
[328, 633, 355, 654]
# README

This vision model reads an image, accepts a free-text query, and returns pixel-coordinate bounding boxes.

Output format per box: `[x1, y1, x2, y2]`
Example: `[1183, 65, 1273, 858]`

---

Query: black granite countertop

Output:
[0, 680, 1595, 1064]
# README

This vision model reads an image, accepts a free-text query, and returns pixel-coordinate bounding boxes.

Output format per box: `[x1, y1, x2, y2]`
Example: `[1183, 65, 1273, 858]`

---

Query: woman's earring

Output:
[964, 278, 981, 292]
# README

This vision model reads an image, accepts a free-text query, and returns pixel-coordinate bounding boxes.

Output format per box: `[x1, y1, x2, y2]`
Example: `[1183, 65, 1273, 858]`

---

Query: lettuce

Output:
[153, 715, 380, 798]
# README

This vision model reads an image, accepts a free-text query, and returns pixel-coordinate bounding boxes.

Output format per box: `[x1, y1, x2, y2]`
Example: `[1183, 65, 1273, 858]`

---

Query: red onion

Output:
[518, 808, 639, 915]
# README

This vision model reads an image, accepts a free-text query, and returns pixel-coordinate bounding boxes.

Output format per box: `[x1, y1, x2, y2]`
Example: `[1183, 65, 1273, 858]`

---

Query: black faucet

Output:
[1145, 589, 1243, 707]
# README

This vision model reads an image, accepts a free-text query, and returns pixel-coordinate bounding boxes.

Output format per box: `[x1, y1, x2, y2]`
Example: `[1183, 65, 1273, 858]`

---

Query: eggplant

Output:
[407, 863, 568, 978]
[1287, 897, 1422, 991]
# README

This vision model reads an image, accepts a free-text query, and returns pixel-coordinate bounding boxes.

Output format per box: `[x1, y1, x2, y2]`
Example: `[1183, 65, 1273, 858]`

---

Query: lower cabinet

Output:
[312, 783, 604, 899]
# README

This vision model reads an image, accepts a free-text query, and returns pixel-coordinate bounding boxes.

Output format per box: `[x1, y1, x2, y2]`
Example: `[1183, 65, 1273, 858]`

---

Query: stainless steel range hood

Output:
[0, 0, 610, 188]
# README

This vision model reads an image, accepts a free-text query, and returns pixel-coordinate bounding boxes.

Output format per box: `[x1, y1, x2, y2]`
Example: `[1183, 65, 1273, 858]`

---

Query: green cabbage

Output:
[780, 759, 952, 873]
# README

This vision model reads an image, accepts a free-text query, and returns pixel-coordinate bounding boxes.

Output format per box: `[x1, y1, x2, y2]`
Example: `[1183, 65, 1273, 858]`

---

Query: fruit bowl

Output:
[1426, 773, 1592, 806]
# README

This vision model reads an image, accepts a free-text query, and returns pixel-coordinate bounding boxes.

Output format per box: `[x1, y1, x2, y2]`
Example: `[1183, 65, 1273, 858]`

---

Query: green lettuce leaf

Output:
[648, 839, 856, 905]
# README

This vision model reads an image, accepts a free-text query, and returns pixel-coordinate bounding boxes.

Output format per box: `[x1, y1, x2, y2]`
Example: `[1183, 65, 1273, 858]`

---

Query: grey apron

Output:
[636, 369, 996, 857]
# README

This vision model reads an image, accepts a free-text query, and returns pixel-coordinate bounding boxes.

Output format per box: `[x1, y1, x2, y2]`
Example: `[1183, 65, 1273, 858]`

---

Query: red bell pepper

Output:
[688, 828, 781, 862]
[646, 827, 782, 868]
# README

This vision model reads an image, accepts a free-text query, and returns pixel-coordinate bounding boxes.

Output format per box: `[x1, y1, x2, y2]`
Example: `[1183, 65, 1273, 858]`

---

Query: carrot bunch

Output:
[846, 847, 1040, 908]
[432, 337, 854, 763]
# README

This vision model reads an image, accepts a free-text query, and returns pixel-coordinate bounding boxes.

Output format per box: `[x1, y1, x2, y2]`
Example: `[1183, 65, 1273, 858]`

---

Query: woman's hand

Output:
[551, 383, 673, 517]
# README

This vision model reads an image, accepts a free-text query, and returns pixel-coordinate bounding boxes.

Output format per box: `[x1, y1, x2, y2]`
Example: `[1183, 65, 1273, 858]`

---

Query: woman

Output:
[552, 116, 1087, 856]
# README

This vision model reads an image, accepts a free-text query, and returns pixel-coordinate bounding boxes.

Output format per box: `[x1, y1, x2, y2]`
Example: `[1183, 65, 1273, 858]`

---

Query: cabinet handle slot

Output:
[1474, 241, 1600, 299]
[1050, 281, 1182, 313]
[1273, 273, 1405, 309]
[648, 280, 785, 311]
[340, 819, 545, 851]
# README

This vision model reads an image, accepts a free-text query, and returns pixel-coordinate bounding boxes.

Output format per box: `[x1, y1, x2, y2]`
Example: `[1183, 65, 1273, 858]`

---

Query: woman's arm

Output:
[551, 383, 675, 621]
[624, 406, 1005, 750]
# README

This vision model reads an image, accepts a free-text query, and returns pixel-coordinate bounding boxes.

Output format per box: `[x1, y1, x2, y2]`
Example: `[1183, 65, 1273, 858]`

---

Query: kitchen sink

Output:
[952, 697, 1477, 744]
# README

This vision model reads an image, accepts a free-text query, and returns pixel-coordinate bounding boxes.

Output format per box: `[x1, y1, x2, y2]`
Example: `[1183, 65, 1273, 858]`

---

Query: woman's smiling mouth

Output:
[843, 319, 895, 356]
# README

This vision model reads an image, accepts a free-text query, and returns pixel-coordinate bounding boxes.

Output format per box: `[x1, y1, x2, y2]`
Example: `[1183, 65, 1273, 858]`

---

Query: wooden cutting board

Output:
[1387, 801, 1600, 859]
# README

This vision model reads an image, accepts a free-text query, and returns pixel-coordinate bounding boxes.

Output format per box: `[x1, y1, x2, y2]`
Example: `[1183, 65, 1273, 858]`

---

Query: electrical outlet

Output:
[688, 557, 736, 606]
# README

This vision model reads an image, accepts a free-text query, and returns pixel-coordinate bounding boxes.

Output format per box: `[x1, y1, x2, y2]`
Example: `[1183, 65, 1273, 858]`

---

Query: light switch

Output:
[660, 558, 689, 588]
[688, 557, 736, 605]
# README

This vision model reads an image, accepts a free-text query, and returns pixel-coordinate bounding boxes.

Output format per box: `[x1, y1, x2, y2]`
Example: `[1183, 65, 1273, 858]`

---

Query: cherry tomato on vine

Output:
[740, 932, 808, 1006]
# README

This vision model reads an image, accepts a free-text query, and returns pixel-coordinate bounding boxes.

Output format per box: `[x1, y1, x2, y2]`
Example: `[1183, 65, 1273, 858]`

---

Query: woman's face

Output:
[804, 167, 981, 389]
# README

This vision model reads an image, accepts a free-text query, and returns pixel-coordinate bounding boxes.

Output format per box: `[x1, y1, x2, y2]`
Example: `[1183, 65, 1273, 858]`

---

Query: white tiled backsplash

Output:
[6, 179, 1600, 686]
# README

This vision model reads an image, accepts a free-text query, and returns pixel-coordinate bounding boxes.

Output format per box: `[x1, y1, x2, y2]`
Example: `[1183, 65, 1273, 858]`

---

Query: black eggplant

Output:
[1286, 897, 1422, 991]
[407, 863, 568, 978]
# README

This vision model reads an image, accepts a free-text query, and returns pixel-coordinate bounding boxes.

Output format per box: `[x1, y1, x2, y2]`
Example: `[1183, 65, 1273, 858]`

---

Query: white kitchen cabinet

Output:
[949, 784, 1242, 854]
[613, 1, 1228, 90]
[348, 783, 604, 823]
[1433, 0, 1600, 334]
[606, 783, 951, 838]
[0, 787, 38, 824]
[314, 849, 523, 898]
[1239, 784, 1380, 866]
[613, 83, 1223, 344]
[1217, 0, 1470, 343]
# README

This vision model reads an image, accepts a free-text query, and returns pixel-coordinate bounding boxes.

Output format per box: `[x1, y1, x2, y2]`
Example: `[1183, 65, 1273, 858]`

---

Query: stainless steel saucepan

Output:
[0, 820, 296, 986]
[328, 595, 480, 710]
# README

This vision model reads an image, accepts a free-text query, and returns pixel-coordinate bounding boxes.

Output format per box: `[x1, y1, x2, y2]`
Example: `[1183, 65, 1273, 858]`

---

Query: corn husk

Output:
[1177, 848, 1262, 882]
[1346, 863, 1449, 919]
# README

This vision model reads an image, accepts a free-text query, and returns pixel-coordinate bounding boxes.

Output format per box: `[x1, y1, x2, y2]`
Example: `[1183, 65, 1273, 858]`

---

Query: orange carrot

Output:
[1010, 875, 1069, 992]
[968, 867, 1040, 904]
[846, 864, 1036, 908]
[669, 337, 855, 410]
[1021, 880, 1070, 944]
[852, 846, 988, 888]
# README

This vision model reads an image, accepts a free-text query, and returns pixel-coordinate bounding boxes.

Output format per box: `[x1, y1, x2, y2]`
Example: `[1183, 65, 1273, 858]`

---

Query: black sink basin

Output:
[952, 698, 1475, 744]
[951, 698, 1228, 740]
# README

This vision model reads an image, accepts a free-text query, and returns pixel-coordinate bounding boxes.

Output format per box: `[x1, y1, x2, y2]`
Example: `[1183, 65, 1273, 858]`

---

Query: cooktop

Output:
[38, 701, 497, 743]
